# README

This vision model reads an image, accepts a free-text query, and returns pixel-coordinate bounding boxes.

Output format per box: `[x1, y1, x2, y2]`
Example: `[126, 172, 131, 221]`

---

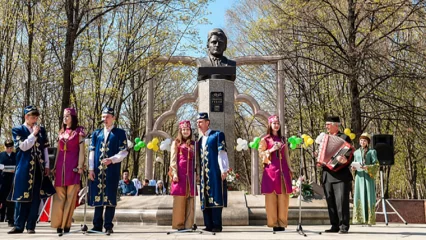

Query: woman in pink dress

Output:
[259, 115, 293, 232]
[51, 108, 85, 235]
[169, 120, 196, 230]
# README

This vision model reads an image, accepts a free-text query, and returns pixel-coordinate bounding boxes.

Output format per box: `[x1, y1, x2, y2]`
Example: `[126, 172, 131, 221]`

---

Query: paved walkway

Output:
[1, 222, 425, 239]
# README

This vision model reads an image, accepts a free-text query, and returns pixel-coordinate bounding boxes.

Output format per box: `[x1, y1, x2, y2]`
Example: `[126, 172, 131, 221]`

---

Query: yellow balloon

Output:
[153, 145, 159, 152]
[147, 142, 153, 149]
[307, 137, 314, 145]
[301, 134, 308, 139]
[344, 128, 351, 135]
[350, 133, 356, 140]
[152, 138, 159, 144]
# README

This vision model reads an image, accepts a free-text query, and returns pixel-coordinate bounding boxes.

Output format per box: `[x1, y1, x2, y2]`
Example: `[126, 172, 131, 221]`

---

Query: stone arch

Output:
[152, 86, 198, 133]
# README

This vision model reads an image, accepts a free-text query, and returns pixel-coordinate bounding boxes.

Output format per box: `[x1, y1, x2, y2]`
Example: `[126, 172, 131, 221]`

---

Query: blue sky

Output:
[191, 0, 235, 57]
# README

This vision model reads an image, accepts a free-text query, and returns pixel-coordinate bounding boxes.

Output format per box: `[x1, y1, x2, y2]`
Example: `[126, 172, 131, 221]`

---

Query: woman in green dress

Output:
[352, 133, 379, 225]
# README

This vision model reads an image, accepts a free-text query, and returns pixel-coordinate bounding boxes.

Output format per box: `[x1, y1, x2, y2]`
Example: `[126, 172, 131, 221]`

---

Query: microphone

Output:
[193, 128, 199, 139]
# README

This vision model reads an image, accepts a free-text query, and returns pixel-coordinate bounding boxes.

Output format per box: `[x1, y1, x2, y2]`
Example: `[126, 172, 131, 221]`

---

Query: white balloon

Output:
[165, 138, 172, 144]
[127, 140, 134, 148]
[242, 144, 248, 150]
[160, 143, 167, 151]
[237, 138, 243, 144]
[236, 145, 242, 152]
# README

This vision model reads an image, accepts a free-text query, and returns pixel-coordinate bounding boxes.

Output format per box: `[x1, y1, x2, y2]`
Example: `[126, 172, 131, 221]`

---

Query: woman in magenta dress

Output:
[51, 108, 85, 235]
[169, 120, 196, 230]
[259, 115, 293, 232]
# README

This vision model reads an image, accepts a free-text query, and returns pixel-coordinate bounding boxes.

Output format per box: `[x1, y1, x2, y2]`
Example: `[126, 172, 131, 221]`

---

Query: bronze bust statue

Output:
[197, 28, 236, 67]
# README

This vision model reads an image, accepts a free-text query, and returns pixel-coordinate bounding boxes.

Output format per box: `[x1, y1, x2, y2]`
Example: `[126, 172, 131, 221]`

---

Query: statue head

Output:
[207, 28, 228, 58]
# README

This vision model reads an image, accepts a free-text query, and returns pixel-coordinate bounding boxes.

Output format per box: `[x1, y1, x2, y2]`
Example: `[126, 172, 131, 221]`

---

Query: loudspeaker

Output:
[372, 134, 394, 166]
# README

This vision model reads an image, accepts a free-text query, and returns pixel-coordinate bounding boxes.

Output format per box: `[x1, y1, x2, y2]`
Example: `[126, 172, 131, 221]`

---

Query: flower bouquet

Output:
[226, 168, 240, 191]
[290, 175, 313, 200]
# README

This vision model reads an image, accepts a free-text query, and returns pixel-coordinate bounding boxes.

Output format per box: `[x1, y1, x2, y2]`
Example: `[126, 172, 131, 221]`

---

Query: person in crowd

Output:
[8, 106, 55, 234]
[88, 107, 128, 235]
[155, 180, 167, 195]
[118, 170, 136, 196]
[51, 108, 85, 235]
[258, 115, 293, 232]
[321, 116, 353, 234]
[197, 112, 229, 233]
[352, 133, 379, 226]
[170, 120, 196, 230]
[0, 139, 16, 227]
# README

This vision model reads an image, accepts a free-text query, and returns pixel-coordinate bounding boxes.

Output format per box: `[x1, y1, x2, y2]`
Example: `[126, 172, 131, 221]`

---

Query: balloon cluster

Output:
[147, 138, 159, 152]
[288, 136, 303, 150]
[301, 134, 314, 147]
[344, 128, 356, 140]
[160, 139, 172, 151]
[133, 138, 146, 151]
[249, 137, 261, 149]
[236, 138, 248, 151]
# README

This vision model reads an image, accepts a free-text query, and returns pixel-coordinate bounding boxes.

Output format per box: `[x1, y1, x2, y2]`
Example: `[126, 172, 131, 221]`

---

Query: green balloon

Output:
[290, 143, 297, 150]
[288, 136, 296, 144]
[249, 142, 255, 149]
[296, 137, 303, 145]
[134, 145, 141, 151]
[254, 137, 261, 144]
[138, 141, 146, 148]
[254, 143, 259, 149]
[134, 137, 141, 144]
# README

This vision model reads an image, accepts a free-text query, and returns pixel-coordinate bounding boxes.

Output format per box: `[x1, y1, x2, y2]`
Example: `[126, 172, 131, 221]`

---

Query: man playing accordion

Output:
[320, 116, 353, 234]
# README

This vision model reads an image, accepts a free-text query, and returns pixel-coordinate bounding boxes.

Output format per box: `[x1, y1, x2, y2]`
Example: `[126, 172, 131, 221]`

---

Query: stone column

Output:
[277, 60, 287, 138]
[145, 70, 154, 180]
[251, 148, 259, 194]
[198, 78, 235, 169]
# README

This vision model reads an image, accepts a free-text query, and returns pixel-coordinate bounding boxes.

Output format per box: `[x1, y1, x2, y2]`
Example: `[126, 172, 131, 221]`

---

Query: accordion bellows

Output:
[316, 133, 353, 172]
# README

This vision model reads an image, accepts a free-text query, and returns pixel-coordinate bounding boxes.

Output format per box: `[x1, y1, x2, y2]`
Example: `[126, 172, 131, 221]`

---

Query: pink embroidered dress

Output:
[260, 135, 292, 194]
[170, 141, 196, 197]
[54, 127, 85, 187]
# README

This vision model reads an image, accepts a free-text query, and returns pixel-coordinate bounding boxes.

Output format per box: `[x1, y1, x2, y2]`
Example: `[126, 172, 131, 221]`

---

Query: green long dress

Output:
[352, 147, 379, 225]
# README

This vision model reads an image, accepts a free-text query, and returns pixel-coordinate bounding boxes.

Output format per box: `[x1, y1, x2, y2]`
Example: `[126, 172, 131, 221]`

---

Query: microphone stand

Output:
[72, 124, 107, 236]
[167, 130, 214, 235]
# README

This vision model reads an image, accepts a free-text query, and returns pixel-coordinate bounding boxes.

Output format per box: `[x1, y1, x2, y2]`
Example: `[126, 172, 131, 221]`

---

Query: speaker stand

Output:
[375, 167, 407, 225]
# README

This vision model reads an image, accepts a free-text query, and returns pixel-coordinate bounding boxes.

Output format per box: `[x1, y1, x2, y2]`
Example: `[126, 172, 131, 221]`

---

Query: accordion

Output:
[0, 164, 15, 173]
[315, 133, 354, 172]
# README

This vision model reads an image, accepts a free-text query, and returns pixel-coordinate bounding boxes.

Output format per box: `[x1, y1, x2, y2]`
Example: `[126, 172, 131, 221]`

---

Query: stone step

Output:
[73, 191, 333, 225]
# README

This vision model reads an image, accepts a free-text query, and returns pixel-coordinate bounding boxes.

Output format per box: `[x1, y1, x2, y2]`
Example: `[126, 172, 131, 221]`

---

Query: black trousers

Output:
[93, 206, 116, 230]
[323, 180, 351, 231]
[0, 200, 15, 224]
[202, 207, 223, 230]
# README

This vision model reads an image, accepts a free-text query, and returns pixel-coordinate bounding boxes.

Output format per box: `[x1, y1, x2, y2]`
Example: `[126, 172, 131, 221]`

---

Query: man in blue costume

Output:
[88, 107, 128, 235]
[8, 106, 55, 234]
[0, 139, 17, 227]
[196, 112, 229, 233]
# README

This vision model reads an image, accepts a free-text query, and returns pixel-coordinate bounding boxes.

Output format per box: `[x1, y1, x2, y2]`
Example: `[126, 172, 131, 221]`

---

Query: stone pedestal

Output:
[198, 78, 235, 168]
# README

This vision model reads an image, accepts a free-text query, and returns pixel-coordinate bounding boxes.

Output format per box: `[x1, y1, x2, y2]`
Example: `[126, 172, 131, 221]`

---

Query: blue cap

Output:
[24, 106, 40, 116]
[197, 112, 209, 120]
[102, 107, 114, 116]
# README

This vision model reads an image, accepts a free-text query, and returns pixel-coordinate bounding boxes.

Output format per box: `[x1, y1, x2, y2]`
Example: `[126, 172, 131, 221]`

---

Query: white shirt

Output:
[88, 125, 128, 170]
[19, 123, 49, 168]
[201, 129, 229, 174]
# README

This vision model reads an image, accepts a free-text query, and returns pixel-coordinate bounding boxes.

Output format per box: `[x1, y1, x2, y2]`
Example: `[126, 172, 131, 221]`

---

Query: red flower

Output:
[229, 168, 233, 172]
[236, 173, 240, 179]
